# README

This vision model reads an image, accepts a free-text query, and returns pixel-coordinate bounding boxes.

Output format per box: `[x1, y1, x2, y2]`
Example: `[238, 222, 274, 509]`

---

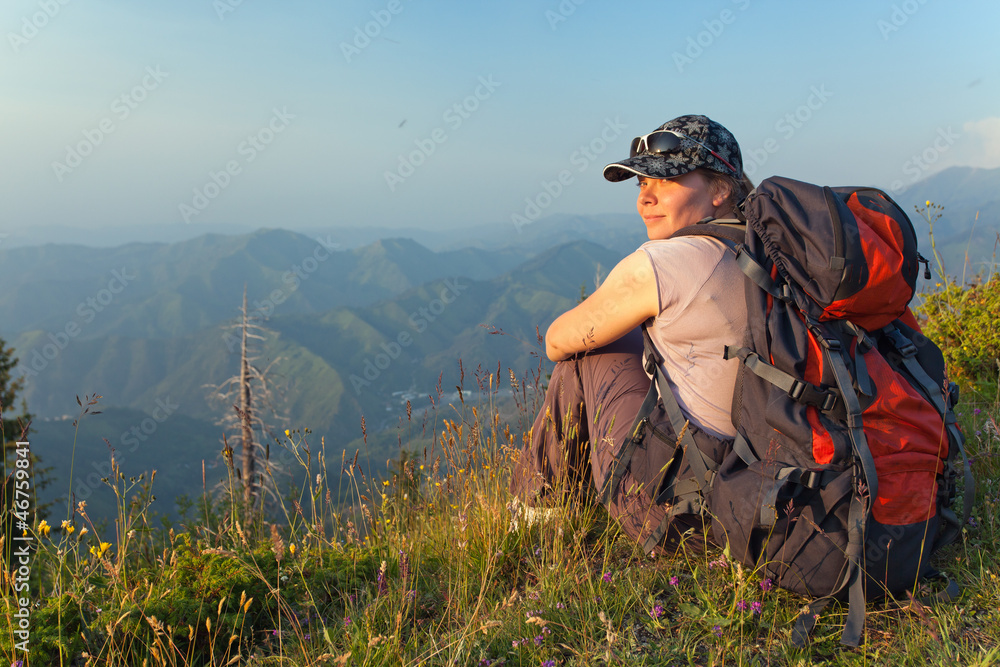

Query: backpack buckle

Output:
[801, 469, 824, 489]
[884, 327, 918, 358]
[788, 379, 839, 412]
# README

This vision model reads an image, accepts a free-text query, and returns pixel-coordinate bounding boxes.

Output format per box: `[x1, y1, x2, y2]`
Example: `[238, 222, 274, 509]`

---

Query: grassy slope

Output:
[4, 374, 998, 666]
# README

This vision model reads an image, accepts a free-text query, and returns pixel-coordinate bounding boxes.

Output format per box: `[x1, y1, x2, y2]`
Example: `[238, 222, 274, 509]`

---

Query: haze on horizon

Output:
[2, 0, 999, 245]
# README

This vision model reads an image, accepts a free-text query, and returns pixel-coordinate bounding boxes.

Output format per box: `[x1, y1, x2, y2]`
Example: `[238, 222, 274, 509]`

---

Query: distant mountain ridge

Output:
[0, 229, 529, 342]
[895, 165, 1000, 277]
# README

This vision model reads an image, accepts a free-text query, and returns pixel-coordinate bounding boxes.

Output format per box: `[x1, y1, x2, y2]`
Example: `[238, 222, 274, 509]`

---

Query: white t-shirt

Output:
[640, 235, 747, 438]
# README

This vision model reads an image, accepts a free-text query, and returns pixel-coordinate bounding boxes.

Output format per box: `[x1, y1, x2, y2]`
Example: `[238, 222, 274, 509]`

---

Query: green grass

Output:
[3, 371, 998, 667]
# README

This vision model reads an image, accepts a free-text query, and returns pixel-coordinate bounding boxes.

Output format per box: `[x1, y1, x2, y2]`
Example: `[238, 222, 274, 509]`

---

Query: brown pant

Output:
[510, 329, 702, 553]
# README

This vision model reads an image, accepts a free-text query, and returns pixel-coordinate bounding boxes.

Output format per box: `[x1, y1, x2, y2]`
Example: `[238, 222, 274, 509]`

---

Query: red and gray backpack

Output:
[607, 176, 975, 646]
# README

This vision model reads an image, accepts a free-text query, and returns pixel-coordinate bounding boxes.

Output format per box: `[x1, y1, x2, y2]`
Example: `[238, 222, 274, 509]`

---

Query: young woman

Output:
[509, 115, 752, 552]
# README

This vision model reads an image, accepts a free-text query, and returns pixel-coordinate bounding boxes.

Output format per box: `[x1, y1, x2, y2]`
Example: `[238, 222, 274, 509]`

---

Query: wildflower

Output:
[285, 429, 290, 437]
[602, 572, 612, 583]
[377, 561, 388, 596]
[669, 575, 679, 586]
[38, 520, 51, 537]
[526, 609, 543, 618]
[344, 616, 351, 626]
[399, 551, 410, 579]
[650, 605, 664, 619]
[534, 634, 544, 645]
[713, 625, 722, 636]
[542, 661, 557, 667]
[760, 578, 774, 592]
[555, 602, 566, 609]
[975, 408, 982, 415]
[289, 544, 296, 556]
[736, 600, 749, 611]
[751, 601, 763, 615]
[79, 527, 88, 537]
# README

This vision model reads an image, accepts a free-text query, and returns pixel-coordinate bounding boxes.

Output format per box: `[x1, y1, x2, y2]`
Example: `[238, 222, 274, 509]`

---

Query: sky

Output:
[2, 0, 999, 243]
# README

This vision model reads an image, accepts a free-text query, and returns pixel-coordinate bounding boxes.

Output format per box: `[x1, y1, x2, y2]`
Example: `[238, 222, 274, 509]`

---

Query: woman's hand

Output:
[545, 250, 659, 361]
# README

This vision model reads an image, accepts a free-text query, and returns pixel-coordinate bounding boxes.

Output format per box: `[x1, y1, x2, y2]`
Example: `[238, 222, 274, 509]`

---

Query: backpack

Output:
[604, 176, 974, 646]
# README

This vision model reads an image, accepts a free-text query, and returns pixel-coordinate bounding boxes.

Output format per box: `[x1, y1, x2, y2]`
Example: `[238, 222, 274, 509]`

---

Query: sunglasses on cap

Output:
[629, 130, 738, 176]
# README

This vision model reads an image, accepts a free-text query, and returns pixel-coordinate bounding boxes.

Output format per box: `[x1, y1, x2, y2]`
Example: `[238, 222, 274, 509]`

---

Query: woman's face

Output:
[635, 170, 724, 240]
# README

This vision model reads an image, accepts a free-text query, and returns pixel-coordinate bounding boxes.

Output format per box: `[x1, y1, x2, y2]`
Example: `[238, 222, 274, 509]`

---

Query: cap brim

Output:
[602, 154, 696, 182]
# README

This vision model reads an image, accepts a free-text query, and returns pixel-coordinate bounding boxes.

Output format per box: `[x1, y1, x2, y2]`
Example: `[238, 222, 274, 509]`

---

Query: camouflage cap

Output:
[603, 114, 743, 182]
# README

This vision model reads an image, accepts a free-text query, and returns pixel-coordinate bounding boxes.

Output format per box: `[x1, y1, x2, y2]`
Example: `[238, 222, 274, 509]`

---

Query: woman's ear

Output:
[711, 182, 732, 209]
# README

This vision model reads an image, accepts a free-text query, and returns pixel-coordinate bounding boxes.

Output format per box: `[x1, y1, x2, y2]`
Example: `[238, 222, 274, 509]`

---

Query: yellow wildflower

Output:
[38, 520, 51, 537]
[61, 520, 75, 535]
[289, 544, 296, 556]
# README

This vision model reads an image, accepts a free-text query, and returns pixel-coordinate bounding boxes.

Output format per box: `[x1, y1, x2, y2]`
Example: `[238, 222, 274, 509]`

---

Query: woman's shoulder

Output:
[639, 235, 728, 260]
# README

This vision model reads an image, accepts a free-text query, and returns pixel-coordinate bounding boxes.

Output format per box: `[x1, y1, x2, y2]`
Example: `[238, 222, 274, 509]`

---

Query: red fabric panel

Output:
[862, 347, 946, 525]
[821, 194, 913, 330]
[803, 328, 835, 464]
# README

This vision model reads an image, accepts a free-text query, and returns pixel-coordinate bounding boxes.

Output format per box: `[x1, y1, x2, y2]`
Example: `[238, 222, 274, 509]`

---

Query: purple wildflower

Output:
[542, 661, 556, 667]
[713, 625, 722, 636]
[344, 616, 351, 626]
[399, 551, 410, 579]
[975, 408, 982, 415]
[736, 600, 749, 611]
[534, 634, 544, 646]
[651, 605, 664, 619]
[669, 575, 679, 586]
[751, 601, 762, 615]
[602, 572, 612, 583]
[760, 578, 774, 592]
[526, 609, 543, 618]
[556, 602, 566, 609]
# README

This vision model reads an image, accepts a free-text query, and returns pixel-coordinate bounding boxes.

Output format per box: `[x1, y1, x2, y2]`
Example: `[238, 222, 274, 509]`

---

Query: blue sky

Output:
[2, 0, 999, 239]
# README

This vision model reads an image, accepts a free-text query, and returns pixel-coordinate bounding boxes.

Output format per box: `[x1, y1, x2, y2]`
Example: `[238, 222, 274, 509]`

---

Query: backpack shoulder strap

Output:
[670, 218, 747, 248]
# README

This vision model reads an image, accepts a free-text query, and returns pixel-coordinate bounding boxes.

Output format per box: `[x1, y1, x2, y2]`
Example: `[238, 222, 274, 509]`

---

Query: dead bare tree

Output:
[207, 286, 287, 517]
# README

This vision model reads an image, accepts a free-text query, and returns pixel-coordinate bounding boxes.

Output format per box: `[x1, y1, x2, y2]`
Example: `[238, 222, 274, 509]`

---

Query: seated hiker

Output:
[509, 114, 752, 552]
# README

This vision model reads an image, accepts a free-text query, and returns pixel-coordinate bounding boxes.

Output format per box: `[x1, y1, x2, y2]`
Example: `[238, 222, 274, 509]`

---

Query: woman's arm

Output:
[545, 249, 660, 361]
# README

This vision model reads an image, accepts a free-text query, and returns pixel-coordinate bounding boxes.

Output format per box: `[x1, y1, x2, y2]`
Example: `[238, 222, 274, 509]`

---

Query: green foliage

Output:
[914, 202, 1000, 395]
[4, 363, 999, 665]
[918, 275, 1000, 392]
